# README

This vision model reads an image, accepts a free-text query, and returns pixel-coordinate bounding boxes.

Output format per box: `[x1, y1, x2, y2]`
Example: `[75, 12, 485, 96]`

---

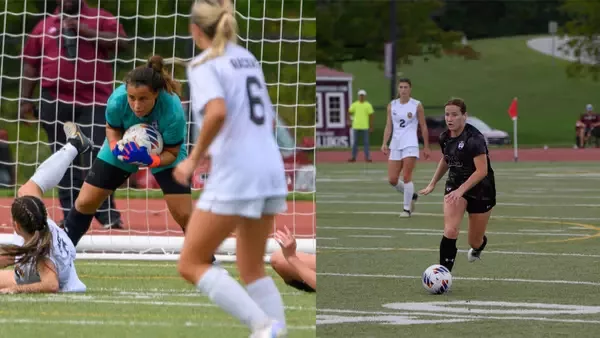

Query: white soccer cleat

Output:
[63, 122, 92, 154]
[399, 210, 411, 218]
[249, 320, 287, 338]
[467, 248, 482, 262]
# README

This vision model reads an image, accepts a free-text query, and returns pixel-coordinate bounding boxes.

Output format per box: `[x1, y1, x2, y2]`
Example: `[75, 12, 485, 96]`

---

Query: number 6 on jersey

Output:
[246, 76, 265, 126]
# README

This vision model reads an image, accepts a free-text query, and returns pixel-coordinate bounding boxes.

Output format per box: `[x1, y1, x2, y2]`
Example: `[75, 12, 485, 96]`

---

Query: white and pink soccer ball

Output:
[121, 123, 163, 155]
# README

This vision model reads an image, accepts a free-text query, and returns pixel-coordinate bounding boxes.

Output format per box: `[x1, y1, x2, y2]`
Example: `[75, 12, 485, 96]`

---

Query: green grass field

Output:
[316, 161, 600, 337]
[0, 261, 315, 337]
[343, 35, 600, 146]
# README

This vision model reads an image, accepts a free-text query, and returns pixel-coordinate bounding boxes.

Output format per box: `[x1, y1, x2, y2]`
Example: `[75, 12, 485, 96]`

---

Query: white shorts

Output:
[389, 146, 420, 161]
[196, 197, 288, 219]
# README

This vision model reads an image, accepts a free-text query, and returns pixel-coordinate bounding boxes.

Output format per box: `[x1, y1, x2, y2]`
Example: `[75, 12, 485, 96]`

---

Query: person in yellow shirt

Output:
[348, 89, 374, 162]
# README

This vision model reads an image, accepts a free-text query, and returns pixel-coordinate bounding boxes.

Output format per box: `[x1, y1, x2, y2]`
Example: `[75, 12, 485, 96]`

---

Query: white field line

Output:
[318, 167, 600, 174]
[318, 272, 600, 286]
[318, 246, 600, 258]
[317, 200, 600, 208]
[76, 261, 277, 269]
[4, 296, 315, 312]
[319, 210, 600, 222]
[318, 192, 600, 200]
[93, 287, 306, 296]
[98, 290, 303, 298]
[0, 318, 315, 330]
[317, 308, 600, 325]
[347, 235, 393, 239]
[322, 227, 592, 237]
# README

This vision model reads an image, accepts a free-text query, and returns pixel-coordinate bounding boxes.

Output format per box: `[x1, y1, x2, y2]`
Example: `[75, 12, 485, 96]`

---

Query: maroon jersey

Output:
[580, 113, 600, 129]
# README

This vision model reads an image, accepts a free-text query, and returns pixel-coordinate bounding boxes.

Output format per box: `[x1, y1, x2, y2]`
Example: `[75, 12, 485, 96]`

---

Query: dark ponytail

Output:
[2, 196, 52, 267]
[124, 55, 182, 97]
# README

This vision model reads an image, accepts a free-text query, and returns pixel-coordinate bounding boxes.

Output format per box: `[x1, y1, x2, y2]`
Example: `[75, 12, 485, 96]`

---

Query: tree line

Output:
[317, 0, 599, 80]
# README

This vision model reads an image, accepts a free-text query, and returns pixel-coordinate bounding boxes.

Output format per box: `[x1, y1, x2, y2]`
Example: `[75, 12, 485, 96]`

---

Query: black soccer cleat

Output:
[63, 122, 92, 155]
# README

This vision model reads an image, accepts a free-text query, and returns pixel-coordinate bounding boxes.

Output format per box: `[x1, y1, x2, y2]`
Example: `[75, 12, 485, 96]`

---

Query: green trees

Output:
[317, 0, 461, 70]
[559, 0, 600, 80]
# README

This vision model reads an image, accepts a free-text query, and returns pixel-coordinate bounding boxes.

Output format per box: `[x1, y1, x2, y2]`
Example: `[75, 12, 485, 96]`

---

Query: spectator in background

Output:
[19, 0, 129, 229]
[576, 104, 600, 148]
[347, 89, 374, 162]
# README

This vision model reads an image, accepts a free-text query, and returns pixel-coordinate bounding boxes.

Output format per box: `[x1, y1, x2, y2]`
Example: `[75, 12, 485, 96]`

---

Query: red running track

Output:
[0, 199, 315, 238]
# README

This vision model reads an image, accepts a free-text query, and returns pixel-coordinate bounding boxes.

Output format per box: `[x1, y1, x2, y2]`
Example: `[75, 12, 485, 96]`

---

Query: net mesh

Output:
[0, 0, 316, 260]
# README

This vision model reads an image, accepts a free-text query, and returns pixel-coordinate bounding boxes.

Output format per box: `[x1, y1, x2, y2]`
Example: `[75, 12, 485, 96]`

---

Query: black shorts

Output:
[445, 184, 495, 214]
[85, 158, 191, 195]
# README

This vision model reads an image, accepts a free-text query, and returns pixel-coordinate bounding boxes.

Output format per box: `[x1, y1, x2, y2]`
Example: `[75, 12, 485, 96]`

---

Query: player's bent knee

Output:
[443, 227, 459, 239]
[167, 202, 192, 227]
[388, 178, 399, 186]
[177, 259, 196, 283]
[74, 183, 111, 213]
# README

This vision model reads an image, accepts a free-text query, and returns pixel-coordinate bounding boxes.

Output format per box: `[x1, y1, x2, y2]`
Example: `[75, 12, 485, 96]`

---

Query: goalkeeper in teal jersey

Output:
[61, 56, 213, 264]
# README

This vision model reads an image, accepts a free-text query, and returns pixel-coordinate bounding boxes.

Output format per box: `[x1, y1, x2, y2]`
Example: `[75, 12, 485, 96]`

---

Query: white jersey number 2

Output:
[246, 76, 265, 126]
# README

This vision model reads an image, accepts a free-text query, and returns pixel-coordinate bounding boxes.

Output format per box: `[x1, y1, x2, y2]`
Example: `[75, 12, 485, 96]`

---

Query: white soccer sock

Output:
[246, 276, 286, 326]
[394, 181, 405, 193]
[403, 181, 414, 211]
[30, 143, 78, 193]
[196, 266, 270, 331]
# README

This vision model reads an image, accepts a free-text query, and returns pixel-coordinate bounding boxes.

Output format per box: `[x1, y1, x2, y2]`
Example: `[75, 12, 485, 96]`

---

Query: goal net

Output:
[0, 0, 316, 261]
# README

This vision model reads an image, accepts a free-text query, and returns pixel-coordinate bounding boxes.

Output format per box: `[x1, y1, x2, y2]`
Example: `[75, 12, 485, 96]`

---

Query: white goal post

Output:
[0, 0, 316, 261]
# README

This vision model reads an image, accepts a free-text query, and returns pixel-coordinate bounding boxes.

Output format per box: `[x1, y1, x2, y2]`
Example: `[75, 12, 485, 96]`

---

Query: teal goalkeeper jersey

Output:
[97, 84, 188, 174]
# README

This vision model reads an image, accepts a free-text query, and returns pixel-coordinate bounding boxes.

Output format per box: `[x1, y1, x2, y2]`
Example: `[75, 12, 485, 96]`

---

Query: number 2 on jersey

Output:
[398, 119, 406, 128]
[246, 76, 265, 125]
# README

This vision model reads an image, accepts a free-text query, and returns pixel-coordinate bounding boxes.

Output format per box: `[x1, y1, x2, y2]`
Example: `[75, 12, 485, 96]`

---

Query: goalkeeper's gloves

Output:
[116, 141, 161, 168]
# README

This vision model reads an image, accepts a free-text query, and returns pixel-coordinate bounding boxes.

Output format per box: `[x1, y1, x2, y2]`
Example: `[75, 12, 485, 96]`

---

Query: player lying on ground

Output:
[419, 98, 496, 272]
[271, 226, 316, 292]
[0, 122, 88, 294]
[60, 55, 214, 262]
[381, 78, 430, 217]
[174, 1, 289, 337]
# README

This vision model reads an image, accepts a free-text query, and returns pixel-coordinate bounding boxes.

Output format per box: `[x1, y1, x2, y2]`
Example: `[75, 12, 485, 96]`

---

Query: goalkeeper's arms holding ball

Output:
[62, 56, 214, 264]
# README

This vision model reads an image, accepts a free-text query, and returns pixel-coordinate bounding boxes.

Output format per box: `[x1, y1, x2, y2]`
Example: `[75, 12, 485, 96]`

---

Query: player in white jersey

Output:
[0, 122, 87, 294]
[381, 78, 431, 217]
[172, 1, 287, 337]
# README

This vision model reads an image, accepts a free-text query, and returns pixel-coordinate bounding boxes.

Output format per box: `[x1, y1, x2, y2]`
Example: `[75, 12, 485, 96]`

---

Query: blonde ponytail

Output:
[190, 0, 238, 66]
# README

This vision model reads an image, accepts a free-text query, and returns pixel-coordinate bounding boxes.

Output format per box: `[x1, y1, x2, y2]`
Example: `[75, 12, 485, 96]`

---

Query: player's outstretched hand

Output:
[444, 190, 464, 205]
[274, 225, 297, 259]
[419, 184, 435, 196]
[173, 158, 195, 186]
